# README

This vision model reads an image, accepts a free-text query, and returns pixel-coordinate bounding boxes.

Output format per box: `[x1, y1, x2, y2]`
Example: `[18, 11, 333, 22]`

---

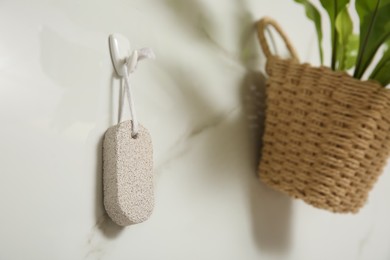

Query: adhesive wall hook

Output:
[108, 33, 155, 137]
[109, 34, 129, 77]
[109, 34, 155, 76]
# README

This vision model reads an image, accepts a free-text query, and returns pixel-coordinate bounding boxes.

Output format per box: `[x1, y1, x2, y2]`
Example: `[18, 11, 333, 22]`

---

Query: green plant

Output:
[370, 40, 390, 86]
[294, 0, 390, 87]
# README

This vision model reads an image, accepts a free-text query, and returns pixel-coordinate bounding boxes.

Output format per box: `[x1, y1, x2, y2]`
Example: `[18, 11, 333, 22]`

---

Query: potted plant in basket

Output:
[256, 0, 390, 213]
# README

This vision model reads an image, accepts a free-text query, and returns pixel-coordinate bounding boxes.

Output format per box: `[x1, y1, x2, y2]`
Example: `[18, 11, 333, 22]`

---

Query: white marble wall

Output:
[1, 0, 389, 259]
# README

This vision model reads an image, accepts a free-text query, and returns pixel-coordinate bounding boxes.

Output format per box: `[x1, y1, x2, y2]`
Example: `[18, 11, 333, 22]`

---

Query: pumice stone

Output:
[103, 120, 154, 226]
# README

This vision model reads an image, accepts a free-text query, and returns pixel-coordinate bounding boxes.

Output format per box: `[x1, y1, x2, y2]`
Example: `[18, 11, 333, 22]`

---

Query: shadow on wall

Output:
[164, 0, 214, 40]
[93, 72, 126, 239]
[240, 70, 293, 253]
[155, 66, 294, 253]
[164, 0, 294, 254]
[164, 0, 263, 69]
[94, 136, 124, 239]
[85, 130, 123, 259]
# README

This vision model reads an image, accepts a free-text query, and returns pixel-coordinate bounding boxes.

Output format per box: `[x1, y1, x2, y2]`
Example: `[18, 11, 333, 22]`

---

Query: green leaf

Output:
[335, 7, 355, 70]
[344, 34, 359, 69]
[370, 40, 390, 86]
[354, 0, 390, 79]
[320, 0, 350, 70]
[370, 60, 390, 86]
[294, 0, 324, 64]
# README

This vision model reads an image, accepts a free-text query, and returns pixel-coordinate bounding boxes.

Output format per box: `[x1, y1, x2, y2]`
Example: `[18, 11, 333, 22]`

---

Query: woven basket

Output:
[257, 17, 390, 213]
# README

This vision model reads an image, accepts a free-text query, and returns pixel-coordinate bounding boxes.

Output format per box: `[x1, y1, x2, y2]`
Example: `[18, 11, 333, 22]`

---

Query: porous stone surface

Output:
[103, 120, 154, 226]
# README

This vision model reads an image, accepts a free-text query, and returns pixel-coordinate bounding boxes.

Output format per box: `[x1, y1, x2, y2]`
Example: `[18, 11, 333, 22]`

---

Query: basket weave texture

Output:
[257, 17, 390, 213]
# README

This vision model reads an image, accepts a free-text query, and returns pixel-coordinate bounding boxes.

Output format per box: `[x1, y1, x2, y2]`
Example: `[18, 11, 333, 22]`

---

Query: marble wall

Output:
[1, 0, 389, 259]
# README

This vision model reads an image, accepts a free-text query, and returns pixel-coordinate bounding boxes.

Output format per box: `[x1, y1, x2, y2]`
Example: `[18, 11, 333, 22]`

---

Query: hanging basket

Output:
[256, 17, 390, 213]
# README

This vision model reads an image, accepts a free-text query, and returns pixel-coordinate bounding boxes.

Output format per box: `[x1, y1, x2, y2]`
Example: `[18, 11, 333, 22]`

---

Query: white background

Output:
[1, 0, 389, 259]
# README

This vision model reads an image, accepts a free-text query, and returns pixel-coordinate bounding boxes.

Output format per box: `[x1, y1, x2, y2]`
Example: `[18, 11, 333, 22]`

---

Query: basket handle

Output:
[257, 17, 300, 62]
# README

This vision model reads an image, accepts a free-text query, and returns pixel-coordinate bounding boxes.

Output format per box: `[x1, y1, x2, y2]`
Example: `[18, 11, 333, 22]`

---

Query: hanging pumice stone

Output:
[103, 121, 154, 226]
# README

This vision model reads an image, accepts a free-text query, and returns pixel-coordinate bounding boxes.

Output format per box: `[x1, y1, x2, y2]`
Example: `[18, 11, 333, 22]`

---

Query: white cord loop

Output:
[121, 48, 154, 137]
[109, 35, 155, 138]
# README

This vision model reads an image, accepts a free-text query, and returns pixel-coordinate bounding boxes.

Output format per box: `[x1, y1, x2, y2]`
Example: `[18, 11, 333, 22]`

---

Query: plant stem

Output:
[331, 0, 338, 70]
[370, 55, 390, 80]
[331, 31, 338, 70]
[353, 0, 381, 78]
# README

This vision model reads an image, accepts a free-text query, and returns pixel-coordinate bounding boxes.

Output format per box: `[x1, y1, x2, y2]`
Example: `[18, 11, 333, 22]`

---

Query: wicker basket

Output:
[256, 17, 390, 213]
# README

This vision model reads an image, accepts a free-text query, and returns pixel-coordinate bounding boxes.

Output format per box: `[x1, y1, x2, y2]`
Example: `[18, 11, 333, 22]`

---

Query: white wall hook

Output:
[109, 34, 130, 77]
[109, 34, 155, 76]
[108, 34, 155, 137]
